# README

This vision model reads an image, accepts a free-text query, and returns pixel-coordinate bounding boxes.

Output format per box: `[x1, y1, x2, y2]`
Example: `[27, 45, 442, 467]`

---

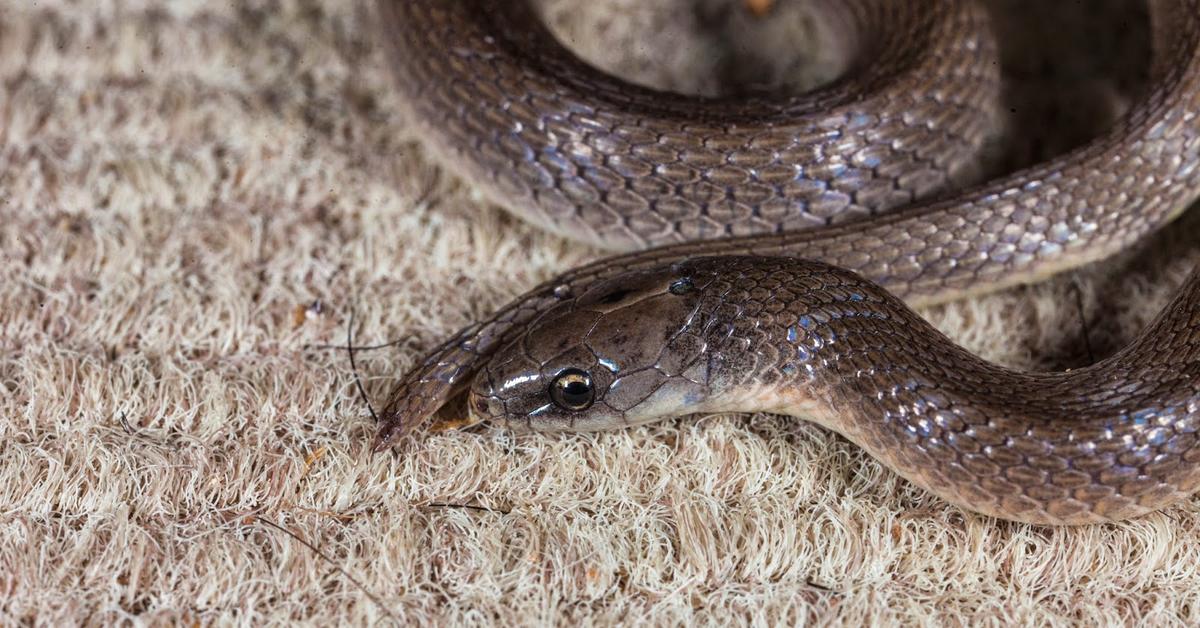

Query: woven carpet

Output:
[3, 0, 1200, 624]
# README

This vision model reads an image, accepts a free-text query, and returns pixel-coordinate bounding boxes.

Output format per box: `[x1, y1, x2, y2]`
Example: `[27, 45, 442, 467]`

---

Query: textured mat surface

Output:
[4, 0, 1200, 624]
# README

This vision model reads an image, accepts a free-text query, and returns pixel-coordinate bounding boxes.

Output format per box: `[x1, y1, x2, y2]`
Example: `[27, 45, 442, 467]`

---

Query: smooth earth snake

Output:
[372, 0, 1200, 524]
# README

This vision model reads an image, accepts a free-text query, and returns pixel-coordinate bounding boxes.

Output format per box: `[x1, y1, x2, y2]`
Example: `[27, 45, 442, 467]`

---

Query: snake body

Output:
[376, 0, 1200, 524]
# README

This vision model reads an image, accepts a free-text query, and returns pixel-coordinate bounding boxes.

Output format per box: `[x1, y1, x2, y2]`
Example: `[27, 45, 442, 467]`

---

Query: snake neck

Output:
[686, 256, 1200, 524]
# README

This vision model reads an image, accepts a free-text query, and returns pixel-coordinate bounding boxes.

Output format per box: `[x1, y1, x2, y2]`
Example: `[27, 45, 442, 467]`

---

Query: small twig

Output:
[255, 516, 398, 621]
[805, 579, 836, 593]
[424, 502, 510, 515]
[303, 337, 408, 352]
[347, 304, 381, 424]
[118, 410, 138, 435]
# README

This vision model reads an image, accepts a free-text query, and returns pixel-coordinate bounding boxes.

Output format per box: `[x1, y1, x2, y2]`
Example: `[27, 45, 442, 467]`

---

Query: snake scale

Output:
[374, 0, 1200, 524]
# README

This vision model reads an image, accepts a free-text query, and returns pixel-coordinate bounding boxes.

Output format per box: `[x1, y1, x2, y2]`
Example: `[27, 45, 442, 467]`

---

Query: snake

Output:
[373, 0, 1200, 524]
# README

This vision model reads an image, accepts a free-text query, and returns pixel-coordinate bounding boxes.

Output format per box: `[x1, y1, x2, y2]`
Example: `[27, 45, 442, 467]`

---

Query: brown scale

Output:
[467, 257, 1200, 524]
[371, 0, 1200, 523]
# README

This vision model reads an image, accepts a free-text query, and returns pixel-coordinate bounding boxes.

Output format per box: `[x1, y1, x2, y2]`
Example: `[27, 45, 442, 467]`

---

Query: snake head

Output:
[465, 256, 855, 432]
[467, 261, 731, 432]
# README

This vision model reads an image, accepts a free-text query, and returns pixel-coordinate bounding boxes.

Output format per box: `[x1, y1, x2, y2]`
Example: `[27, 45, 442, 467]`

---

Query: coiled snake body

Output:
[375, 0, 1200, 524]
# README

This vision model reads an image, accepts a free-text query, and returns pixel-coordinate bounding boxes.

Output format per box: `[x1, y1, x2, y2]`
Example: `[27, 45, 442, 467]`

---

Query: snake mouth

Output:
[465, 388, 543, 433]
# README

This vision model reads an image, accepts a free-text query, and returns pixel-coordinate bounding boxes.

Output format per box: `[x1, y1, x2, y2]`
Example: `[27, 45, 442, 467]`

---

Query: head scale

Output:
[465, 256, 877, 432]
[467, 260, 726, 431]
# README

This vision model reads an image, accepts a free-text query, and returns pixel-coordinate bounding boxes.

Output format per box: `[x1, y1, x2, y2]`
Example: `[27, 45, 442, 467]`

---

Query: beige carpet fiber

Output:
[5, 0, 1200, 624]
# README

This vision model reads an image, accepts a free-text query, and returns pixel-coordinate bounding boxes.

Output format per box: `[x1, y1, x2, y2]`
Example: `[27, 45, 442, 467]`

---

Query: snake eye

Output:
[549, 368, 595, 410]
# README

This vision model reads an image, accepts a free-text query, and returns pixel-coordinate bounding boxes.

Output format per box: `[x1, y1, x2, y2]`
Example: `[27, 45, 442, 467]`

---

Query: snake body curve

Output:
[375, 0, 1200, 524]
